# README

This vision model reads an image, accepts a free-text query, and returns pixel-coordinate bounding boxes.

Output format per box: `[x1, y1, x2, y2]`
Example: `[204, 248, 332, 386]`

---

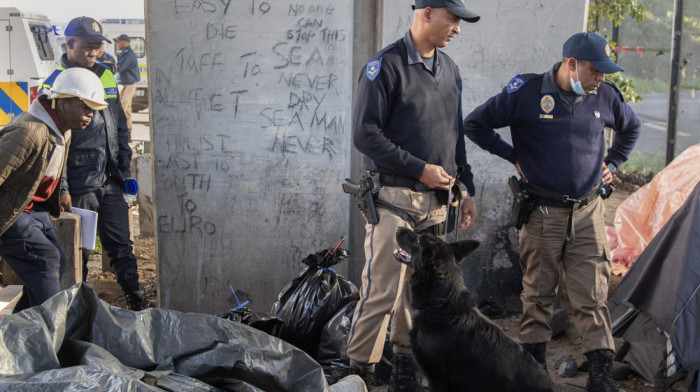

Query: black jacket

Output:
[42, 54, 131, 195]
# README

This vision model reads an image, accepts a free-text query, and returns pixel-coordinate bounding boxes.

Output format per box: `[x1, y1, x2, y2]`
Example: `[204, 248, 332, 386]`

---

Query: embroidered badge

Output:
[540, 94, 555, 114]
[605, 44, 611, 58]
[507, 75, 527, 93]
[92, 21, 101, 32]
[594, 110, 600, 118]
[366, 58, 383, 81]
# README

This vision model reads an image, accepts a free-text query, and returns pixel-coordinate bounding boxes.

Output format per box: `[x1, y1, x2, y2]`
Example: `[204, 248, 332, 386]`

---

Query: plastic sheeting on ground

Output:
[609, 143, 700, 269]
[0, 283, 332, 391]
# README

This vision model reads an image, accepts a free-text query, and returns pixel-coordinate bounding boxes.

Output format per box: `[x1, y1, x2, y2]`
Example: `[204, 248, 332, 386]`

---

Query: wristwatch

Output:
[606, 162, 617, 174]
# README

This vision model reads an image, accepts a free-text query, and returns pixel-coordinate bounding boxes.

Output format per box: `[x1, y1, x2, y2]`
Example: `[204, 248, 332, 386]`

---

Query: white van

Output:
[101, 19, 148, 112]
[0, 7, 61, 127]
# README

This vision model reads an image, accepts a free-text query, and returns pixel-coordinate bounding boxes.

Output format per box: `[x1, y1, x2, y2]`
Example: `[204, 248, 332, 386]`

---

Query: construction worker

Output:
[0, 67, 108, 313]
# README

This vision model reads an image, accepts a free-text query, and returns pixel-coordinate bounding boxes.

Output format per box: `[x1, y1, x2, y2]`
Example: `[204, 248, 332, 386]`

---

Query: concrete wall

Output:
[147, 0, 353, 313]
[382, 0, 589, 313]
[147, 0, 588, 314]
[133, 153, 154, 237]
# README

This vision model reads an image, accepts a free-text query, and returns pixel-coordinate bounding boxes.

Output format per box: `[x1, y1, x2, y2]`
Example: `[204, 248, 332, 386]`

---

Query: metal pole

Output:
[666, 0, 683, 164]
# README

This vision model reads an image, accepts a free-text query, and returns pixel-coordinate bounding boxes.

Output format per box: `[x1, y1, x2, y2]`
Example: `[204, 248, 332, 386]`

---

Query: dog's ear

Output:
[451, 240, 480, 264]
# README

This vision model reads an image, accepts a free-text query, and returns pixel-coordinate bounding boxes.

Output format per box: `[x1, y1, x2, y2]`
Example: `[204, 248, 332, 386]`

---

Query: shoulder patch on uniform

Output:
[40, 68, 64, 94]
[603, 79, 626, 102]
[366, 57, 383, 81]
[507, 75, 528, 93]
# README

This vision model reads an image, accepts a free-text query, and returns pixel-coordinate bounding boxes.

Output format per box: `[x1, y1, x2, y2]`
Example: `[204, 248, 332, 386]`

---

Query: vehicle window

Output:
[30, 24, 55, 60]
[131, 37, 146, 58]
[115, 37, 146, 58]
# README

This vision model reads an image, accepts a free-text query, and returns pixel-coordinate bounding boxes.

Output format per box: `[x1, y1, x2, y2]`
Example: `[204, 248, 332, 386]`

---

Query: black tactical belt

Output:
[526, 182, 601, 242]
[536, 188, 599, 210]
[379, 174, 434, 191]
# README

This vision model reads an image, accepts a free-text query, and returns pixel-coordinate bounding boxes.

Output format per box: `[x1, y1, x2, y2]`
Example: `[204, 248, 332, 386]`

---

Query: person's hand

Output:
[458, 197, 477, 230]
[419, 164, 452, 190]
[602, 163, 613, 185]
[514, 161, 527, 182]
[60, 194, 72, 212]
[123, 178, 139, 195]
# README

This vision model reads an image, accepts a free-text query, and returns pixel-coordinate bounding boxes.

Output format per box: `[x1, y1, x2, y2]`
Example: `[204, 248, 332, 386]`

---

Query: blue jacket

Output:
[116, 46, 140, 85]
[353, 31, 475, 195]
[42, 54, 132, 196]
[464, 63, 640, 199]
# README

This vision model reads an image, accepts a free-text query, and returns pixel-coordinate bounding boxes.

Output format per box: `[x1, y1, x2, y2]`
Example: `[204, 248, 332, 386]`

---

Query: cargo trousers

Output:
[0, 207, 66, 312]
[347, 186, 446, 364]
[518, 196, 615, 353]
[74, 178, 140, 294]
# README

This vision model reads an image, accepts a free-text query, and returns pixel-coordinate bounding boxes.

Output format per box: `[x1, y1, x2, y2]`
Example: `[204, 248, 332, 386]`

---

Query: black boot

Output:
[522, 342, 547, 370]
[124, 290, 146, 311]
[388, 353, 424, 392]
[586, 349, 620, 392]
[348, 361, 375, 390]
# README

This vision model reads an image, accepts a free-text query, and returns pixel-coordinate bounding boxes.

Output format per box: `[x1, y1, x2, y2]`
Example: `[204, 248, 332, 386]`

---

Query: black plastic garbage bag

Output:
[317, 299, 357, 385]
[218, 307, 286, 338]
[0, 283, 330, 392]
[271, 247, 358, 356]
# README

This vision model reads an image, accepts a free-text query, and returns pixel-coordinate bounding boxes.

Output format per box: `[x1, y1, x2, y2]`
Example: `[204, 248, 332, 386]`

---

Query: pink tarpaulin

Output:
[607, 143, 700, 272]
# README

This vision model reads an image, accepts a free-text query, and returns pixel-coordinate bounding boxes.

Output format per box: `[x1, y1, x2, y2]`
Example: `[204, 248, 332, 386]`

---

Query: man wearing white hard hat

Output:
[42, 16, 146, 311]
[0, 67, 107, 313]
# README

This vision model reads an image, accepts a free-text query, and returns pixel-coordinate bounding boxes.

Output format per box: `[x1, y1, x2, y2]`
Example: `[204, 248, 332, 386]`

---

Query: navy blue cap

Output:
[65, 16, 111, 44]
[413, 0, 480, 23]
[115, 34, 130, 42]
[562, 32, 623, 74]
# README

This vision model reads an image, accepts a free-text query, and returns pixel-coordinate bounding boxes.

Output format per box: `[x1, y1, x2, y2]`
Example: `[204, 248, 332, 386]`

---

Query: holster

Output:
[342, 174, 379, 225]
[508, 176, 536, 230]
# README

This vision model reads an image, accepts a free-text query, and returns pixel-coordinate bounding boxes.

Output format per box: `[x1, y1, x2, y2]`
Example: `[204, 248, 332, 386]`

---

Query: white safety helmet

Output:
[47, 67, 108, 110]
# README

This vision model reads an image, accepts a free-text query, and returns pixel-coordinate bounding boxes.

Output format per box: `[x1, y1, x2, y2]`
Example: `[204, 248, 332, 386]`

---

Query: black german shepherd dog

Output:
[393, 227, 555, 392]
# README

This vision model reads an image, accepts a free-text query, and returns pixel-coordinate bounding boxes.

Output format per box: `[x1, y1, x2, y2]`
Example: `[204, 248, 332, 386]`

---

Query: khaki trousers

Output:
[120, 84, 136, 133]
[346, 186, 446, 364]
[518, 197, 615, 353]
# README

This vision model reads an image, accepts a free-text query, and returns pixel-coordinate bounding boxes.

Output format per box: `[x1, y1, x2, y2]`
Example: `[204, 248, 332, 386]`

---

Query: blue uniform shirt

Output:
[353, 31, 475, 195]
[464, 62, 640, 199]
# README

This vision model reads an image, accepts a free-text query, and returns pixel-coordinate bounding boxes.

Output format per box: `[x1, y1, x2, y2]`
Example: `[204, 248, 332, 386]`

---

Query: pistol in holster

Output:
[342, 174, 379, 224]
[508, 176, 536, 230]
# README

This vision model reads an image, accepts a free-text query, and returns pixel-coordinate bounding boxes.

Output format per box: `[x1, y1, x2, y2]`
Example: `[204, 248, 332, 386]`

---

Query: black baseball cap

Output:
[413, 0, 480, 23]
[562, 32, 623, 74]
[115, 34, 130, 42]
[64, 16, 111, 43]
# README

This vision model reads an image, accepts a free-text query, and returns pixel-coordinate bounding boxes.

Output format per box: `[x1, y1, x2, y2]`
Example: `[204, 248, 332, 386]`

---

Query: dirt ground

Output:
[84, 208, 158, 309]
[87, 172, 664, 391]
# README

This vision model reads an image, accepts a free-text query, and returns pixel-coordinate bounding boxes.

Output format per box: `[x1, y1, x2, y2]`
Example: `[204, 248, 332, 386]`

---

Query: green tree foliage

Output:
[588, 0, 646, 102]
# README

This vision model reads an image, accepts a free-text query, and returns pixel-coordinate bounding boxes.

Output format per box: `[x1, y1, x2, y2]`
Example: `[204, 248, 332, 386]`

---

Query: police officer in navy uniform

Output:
[464, 32, 641, 392]
[347, 1, 479, 390]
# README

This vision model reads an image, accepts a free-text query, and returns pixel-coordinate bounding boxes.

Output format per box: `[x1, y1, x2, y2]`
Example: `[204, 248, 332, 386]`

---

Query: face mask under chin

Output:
[569, 61, 586, 95]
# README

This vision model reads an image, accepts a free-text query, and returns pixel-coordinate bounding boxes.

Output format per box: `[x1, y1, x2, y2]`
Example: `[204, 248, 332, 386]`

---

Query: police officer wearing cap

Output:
[465, 32, 641, 392]
[41, 16, 146, 311]
[347, 1, 479, 390]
